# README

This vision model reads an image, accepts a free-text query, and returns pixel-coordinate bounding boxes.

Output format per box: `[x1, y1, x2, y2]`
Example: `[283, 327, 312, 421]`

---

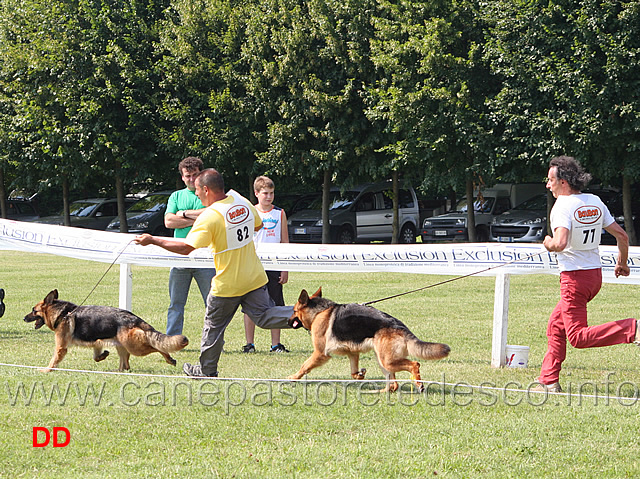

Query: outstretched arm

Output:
[134, 233, 196, 256]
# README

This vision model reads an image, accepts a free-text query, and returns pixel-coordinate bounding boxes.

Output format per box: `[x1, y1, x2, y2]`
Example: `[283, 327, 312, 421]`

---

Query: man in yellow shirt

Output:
[134, 169, 293, 377]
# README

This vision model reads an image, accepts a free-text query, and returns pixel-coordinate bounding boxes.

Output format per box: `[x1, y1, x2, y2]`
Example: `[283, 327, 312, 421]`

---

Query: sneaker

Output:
[183, 363, 217, 378]
[530, 380, 562, 393]
[242, 343, 256, 353]
[270, 343, 290, 353]
[634, 319, 640, 344]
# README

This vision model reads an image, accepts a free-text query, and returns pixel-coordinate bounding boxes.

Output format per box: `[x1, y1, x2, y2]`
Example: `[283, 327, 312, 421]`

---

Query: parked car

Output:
[421, 183, 546, 242]
[490, 194, 552, 243]
[4, 197, 40, 221]
[586, 188, 640, 245]
[34, 197, 136, 230]
[287, 182, 420, 244]
[278, 193, 322, 217]
[106, 191, 172, 236]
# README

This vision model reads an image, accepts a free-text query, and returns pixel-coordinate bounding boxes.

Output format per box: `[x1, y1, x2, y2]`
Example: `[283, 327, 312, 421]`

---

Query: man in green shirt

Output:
[163, 157, 216, 335]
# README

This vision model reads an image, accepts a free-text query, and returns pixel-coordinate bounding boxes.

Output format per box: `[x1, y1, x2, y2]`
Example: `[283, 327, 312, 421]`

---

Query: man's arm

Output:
[543, 227, 569, 252]
[164, 208, 206, 229]
[134, 233, 196, 256]
[604, 222, 630, 277]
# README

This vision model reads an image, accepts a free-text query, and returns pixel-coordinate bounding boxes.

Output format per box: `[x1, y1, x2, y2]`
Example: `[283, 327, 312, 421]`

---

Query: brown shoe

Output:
[531, 380, 562, 393]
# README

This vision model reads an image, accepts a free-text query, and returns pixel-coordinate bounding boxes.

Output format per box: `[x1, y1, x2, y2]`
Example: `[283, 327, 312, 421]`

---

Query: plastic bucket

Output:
[505, 345, 529, 368]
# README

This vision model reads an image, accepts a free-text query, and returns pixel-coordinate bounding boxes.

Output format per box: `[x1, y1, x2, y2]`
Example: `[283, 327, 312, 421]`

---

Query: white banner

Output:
[2, 218, 640, 283]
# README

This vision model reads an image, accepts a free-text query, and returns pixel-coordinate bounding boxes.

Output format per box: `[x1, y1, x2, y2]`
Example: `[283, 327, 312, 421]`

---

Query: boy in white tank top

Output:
[242, 176, 290, 354]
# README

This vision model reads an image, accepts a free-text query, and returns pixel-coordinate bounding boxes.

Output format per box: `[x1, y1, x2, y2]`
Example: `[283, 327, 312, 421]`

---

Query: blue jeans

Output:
[167, 267, 216, 336]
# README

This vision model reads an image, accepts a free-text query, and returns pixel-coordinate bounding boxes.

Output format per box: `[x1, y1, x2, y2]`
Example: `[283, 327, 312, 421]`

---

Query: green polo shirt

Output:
[165, 188, 204, 239]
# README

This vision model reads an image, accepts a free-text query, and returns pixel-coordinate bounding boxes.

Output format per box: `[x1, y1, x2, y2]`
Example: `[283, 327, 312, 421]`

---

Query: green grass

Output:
[2, 250, 640, 477]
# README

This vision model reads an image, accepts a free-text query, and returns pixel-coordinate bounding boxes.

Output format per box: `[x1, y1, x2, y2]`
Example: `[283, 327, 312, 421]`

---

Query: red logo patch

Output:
[227, 205, 249, 225]
[574, 205, 602, 225]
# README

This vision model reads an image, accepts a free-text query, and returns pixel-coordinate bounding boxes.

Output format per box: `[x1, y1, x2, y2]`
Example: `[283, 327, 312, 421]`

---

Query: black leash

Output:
[77, 239, 134, 308]
[362, 250, 546, 306]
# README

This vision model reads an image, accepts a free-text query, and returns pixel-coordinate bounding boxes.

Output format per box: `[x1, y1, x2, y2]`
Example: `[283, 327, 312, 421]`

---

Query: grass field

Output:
[2, 250, 640, 478]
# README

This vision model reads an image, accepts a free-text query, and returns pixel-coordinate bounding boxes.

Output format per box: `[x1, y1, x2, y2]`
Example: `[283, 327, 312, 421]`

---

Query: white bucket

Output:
[505, 345, 529, 368]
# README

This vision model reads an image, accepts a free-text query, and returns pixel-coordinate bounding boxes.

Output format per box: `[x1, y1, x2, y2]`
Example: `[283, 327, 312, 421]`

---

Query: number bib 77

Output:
[211, 190, 255, 253]
[570, 205, 603, 250]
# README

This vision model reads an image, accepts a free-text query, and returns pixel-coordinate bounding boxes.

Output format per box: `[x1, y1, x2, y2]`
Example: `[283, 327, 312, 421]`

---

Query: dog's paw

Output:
[39, 368, 53, 373]
[287, 374, 303, 381]
[95, 350, 110, 362]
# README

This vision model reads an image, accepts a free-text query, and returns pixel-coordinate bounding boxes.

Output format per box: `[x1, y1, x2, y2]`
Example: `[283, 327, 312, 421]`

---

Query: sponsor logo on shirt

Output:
[574, 205, 602, 224]
[227, 205, 250, 224]
[262, 217, 278, 230]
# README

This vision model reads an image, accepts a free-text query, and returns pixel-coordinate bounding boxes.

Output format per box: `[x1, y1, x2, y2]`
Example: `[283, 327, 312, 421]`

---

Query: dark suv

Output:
[4, 198, 39, 221]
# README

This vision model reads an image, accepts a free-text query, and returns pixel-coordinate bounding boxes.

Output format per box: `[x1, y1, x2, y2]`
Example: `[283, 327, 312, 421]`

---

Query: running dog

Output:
[287, 288, 450, 391]
[24, 289, 189, 372]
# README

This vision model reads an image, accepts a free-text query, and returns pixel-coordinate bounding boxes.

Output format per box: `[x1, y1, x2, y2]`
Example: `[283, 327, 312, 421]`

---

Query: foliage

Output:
[485, 0, 640, 241]
[1, 0, 639, 239]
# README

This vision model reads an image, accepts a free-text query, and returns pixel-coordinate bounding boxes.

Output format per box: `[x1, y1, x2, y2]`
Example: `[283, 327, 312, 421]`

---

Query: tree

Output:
[486, 0, 640, 243]
[368, 0, 501, 241]
[242, 0, 383, 241]
[0, 0, 171, 228]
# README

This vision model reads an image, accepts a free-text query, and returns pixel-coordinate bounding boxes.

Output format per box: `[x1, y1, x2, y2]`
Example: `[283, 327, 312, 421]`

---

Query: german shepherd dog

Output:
[24, 290, 189, 372]
[287, 288, 450, 392]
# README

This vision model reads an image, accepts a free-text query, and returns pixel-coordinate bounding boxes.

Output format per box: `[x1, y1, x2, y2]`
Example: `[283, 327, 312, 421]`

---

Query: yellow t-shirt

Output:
[185, 191, 267, 297]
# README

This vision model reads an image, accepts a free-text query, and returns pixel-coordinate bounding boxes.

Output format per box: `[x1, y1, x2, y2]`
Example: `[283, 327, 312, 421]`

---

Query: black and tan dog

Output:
[24, 289, 189, 372]
[287, 288, 450, 391]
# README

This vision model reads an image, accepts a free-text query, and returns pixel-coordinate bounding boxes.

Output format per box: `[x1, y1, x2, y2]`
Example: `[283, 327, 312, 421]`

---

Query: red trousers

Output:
[539, 268, 636, 384]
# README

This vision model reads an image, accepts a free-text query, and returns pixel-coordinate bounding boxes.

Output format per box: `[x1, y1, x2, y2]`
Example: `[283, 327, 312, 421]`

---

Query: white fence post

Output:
[491, 272, 510, 368]
[119, 263, 132, 311]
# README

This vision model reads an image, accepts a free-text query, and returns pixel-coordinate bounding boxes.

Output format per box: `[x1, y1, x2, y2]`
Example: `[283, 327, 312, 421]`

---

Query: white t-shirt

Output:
[550, 193, 614, 271]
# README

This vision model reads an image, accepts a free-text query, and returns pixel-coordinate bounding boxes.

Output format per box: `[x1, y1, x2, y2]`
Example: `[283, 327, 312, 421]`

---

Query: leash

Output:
[362, 250, 546, 306]
[77, 239, 134, 308]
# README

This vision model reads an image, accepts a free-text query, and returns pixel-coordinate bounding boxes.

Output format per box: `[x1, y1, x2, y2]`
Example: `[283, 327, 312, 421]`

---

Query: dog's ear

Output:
[311, 287, 322, 299]
[298, 289, 309, 306]
[45, 290, 58, 304]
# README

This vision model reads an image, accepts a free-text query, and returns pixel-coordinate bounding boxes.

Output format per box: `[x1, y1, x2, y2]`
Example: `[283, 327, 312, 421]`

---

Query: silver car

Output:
[490, 194, 550, 243]
[288, 182, 420, 244]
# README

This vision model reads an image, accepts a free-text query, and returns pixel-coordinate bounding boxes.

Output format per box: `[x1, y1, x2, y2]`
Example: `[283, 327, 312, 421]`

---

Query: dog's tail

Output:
[145, 331, 189, 353]
[407, 336, 450, 360]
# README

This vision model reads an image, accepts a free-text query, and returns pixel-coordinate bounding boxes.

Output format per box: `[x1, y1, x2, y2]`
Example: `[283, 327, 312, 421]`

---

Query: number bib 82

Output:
[211, 190, 256, 253]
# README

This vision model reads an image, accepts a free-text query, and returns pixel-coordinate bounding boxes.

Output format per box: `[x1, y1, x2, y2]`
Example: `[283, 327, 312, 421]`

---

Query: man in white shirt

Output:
[536, 156, 638, 392]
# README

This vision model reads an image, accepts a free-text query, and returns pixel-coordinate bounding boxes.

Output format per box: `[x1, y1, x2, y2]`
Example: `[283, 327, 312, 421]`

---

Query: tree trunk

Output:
[391, 170, 399, 244]
[622, 175, 637, 246]
[546, 190, 554, 236]
[0, 166, 6, 218]
[322, 170, 331, 244]
[116, 168, 128, 233]
[466, 178, 476, 242]
[62, 176, 71, 226]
